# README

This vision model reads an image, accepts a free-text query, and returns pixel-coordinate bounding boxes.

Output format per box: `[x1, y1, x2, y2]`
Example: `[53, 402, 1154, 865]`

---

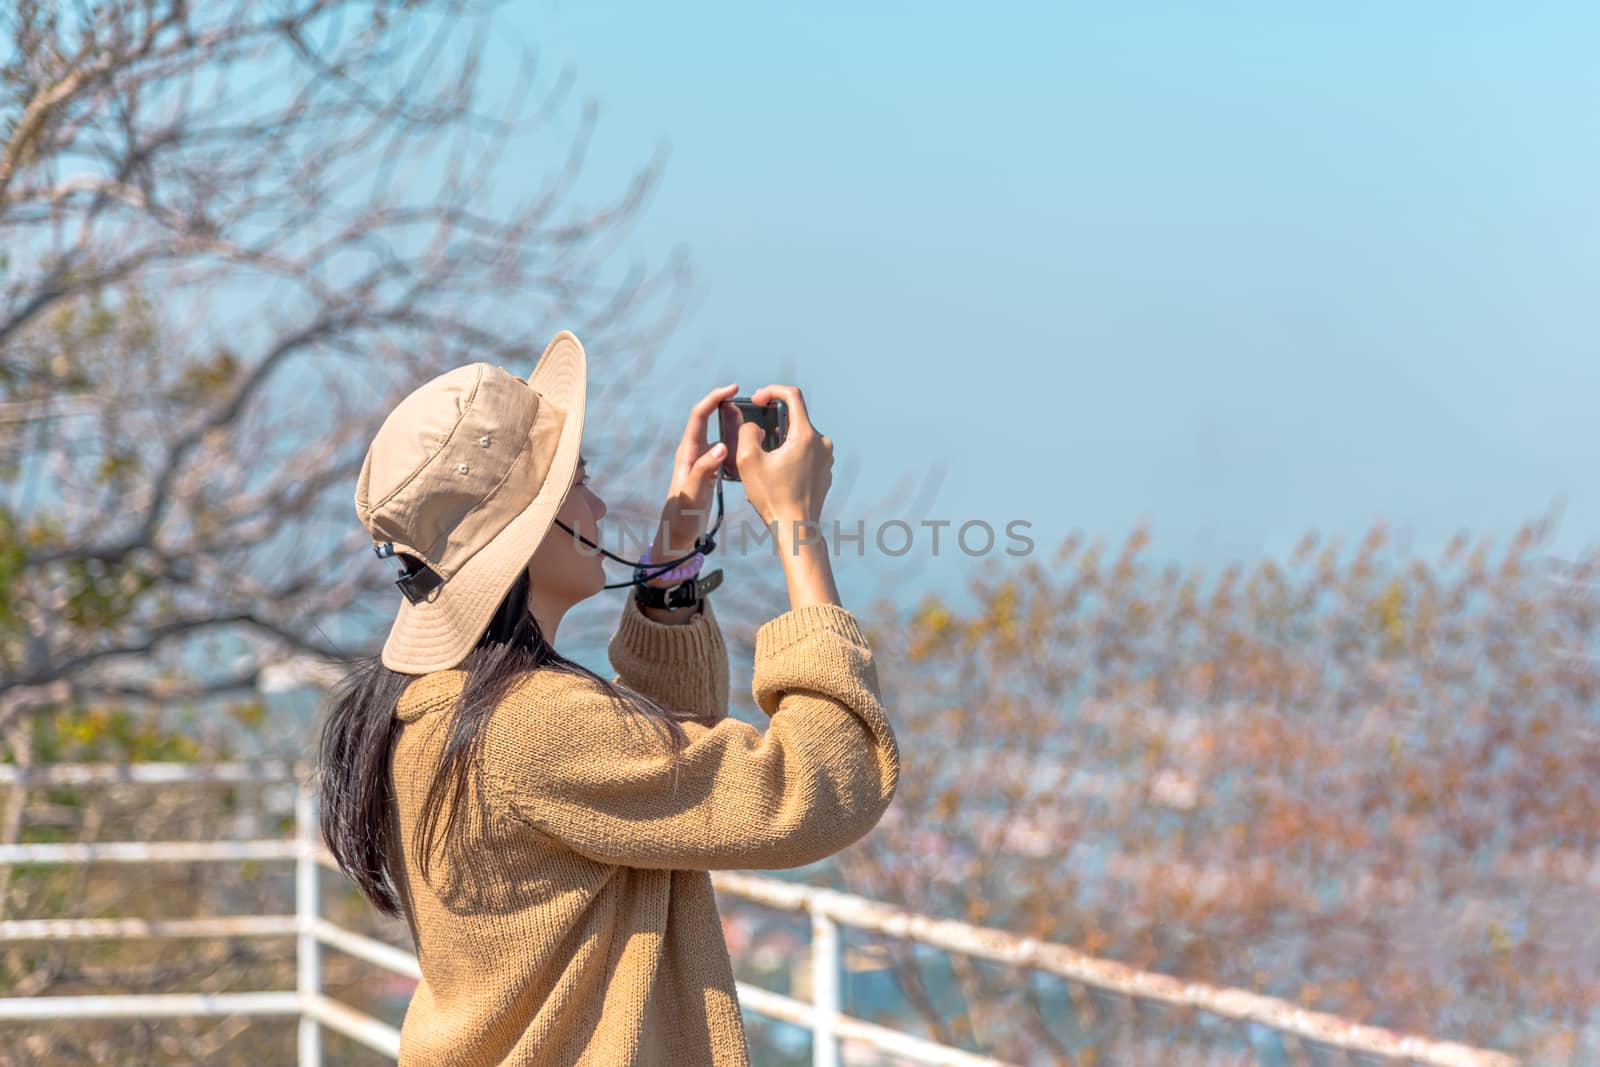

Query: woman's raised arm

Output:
[483, 602, 899, 871]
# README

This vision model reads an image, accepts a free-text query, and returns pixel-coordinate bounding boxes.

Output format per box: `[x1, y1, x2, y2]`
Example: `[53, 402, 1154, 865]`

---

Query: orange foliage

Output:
[834, 511, 1596, 1062]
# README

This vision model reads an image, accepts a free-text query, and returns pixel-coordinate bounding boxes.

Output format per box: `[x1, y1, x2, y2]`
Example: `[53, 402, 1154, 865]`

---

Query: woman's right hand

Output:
[731, 384, 833, 528]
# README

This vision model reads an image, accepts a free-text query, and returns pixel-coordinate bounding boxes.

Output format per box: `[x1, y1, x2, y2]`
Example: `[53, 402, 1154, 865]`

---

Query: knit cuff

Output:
[607, 591, 730, 719]
[612, 589, 720, 658]
[754, 603, 869, 661]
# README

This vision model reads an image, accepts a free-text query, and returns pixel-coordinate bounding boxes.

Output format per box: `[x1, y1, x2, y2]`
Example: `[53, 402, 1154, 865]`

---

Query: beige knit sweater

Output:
[386, 592, 900, 1066]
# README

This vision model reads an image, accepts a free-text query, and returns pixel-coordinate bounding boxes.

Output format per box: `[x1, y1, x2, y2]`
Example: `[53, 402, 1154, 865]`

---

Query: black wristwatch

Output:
[633, 567, 724, 610]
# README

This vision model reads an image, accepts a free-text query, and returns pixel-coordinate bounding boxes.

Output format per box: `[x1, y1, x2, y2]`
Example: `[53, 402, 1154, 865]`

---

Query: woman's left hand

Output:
[650, 383, 739, 573]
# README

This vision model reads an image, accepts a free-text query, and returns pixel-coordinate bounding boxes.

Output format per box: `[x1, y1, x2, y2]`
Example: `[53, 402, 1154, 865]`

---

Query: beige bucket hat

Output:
[354, 330, 587, 674]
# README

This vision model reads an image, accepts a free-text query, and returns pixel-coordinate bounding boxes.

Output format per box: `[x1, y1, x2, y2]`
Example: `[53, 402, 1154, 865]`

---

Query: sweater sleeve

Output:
[605, 589, 730, 720]
[483, 602, 900, 871]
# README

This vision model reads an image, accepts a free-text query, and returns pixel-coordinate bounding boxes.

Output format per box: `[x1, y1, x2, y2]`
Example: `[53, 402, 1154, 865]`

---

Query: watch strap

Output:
[634, 568, 724, 610]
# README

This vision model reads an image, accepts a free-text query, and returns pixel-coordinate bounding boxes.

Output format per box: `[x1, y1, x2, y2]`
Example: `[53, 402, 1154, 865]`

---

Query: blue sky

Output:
[482, 2, 1600, 608]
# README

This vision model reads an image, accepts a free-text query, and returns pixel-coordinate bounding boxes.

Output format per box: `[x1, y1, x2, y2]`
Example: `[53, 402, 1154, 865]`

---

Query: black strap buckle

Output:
[397, 565, 445, 605]
[395, 554, 445, 604]
[373, 542, 444, 604]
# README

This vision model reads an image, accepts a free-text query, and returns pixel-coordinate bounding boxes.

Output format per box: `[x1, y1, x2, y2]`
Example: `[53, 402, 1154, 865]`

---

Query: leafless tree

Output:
[0, 0, 705, 736]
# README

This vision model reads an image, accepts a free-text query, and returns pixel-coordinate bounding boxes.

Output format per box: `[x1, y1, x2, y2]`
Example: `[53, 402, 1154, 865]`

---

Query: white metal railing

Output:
[0, 762, 1520, 1067]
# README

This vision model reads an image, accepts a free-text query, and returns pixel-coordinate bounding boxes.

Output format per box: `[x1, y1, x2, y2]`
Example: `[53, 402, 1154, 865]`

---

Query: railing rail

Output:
[0, 762, 1520, 1067]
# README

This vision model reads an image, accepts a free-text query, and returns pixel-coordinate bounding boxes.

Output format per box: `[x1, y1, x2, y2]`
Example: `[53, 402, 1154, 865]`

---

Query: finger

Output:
[683, 383, 740, 452]
[736, 416, 768, 461]
[691, 442, 726, 481]
[752, 383, 812, 438]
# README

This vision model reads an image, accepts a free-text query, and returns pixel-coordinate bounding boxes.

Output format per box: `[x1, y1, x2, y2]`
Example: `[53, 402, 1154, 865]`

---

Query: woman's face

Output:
[527, 454, 608, 608]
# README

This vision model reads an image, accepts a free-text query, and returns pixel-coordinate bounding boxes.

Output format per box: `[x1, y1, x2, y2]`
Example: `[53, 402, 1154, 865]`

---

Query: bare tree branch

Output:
[1, 0, 692, 726]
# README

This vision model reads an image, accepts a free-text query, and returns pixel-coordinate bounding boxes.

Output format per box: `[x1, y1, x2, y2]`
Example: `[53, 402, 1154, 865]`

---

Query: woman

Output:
[317, 331, 900, 1066]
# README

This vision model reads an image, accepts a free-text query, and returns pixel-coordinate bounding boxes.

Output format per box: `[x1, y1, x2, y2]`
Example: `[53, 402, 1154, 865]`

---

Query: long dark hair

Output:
[317, 565, 705, 916]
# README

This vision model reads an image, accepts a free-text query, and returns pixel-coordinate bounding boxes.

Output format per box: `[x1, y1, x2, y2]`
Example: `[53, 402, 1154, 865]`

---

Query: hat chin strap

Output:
[551, 469, 727, 590]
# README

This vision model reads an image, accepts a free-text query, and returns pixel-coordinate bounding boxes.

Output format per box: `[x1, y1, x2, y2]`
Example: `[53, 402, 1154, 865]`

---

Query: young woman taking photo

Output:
[317, 331, 900, 1066]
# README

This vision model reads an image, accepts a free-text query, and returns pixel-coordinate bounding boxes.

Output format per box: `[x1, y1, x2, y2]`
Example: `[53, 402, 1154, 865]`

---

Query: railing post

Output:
[296, 771, 321, 1067]
[811, 901, 840, 1067]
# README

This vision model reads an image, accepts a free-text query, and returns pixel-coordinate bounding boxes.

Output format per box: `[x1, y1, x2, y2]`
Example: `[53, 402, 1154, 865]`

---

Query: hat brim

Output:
[378, 331, 587, 674]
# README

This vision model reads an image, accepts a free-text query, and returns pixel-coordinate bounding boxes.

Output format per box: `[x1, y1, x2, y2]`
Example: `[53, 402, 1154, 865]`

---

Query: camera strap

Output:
[554, 467, 728, 591]
[374, 463, 732, 604]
